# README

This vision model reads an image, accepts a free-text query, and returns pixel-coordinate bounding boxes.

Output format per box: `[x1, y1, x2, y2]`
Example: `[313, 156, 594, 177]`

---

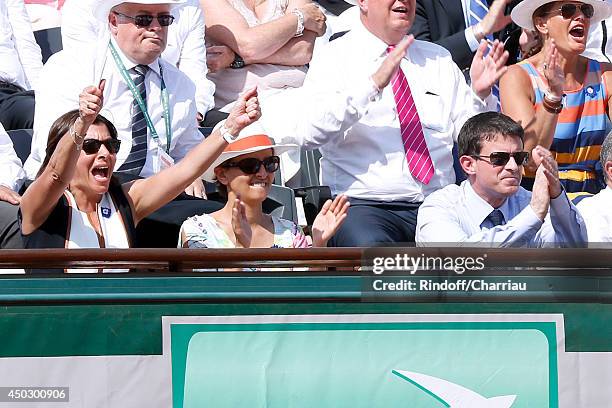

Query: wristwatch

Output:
[230, 54, 245, 69]
[220, 123, 239, 143]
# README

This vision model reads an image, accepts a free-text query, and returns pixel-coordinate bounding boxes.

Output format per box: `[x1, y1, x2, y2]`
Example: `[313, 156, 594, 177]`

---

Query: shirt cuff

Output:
[348, 76, 382, 115]
[513, 203, 545, 231]
[464, 27, 480, 52]
[549, 189, 572, 213]
[469, 86, 497, 110]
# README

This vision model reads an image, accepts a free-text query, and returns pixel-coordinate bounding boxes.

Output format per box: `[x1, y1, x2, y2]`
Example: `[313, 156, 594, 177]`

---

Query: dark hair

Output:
[37, 110, 118, 178]
[215, 181, 228, 198]
[458, 112, 525, 157]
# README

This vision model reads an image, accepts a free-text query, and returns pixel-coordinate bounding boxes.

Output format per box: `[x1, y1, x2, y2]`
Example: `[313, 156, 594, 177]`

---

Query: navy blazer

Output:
[409, 0, 520, 71]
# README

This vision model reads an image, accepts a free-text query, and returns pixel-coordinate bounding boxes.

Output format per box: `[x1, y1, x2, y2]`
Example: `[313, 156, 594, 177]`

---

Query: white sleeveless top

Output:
[64, 190, 130, 273]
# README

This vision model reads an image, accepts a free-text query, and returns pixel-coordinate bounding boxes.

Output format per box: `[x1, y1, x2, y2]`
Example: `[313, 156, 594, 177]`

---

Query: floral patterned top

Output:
[179, 213, 310, 249]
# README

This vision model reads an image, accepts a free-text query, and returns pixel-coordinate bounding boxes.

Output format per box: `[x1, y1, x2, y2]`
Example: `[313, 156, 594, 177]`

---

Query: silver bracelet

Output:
[70, 123, 85, 151]
[291, 9, 304, 37]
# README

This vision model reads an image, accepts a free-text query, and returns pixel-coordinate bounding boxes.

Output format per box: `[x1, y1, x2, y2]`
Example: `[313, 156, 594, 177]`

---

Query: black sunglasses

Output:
[82, 139, 122, 155]
[545, 3, 594, 19]
[471, 151, 530, 166]
[112, 11, 175, 27]
[222, 156, 280, 174]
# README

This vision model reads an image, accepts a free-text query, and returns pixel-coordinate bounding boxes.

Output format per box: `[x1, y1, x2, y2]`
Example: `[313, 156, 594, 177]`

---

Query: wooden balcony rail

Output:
[0, 247, 611, 272]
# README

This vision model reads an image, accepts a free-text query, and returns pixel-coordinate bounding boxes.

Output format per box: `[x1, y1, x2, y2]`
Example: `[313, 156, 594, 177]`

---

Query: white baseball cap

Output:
[93, 0, 186, 22]
[511, 0, 612, 30]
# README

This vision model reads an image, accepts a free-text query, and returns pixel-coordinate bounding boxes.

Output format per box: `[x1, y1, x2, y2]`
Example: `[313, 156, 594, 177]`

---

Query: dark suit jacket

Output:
[410, 0, 474, 70]
[410, 0, 520, 71]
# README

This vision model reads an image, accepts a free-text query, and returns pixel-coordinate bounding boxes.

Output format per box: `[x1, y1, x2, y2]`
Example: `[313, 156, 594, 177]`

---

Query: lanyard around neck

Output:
[108, 41, 172, 153]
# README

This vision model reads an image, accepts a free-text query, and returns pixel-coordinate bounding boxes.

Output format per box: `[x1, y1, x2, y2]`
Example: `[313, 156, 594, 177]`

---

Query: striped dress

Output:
[517, 60, 611, 196]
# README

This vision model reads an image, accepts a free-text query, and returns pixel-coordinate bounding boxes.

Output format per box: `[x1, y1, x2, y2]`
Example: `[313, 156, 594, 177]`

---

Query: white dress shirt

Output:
[416, 180, 587, 247]
[0, 0, 43, 90]
[262, 20, 496, 201]
[26, 38, 202, 179]
[60, 0, 215, 115]
[0, 123, 26, 192]
[576, 186, 612, 243]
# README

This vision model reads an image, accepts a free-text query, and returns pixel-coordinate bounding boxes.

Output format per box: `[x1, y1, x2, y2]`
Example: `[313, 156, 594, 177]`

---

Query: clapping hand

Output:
[531, 145, 562, 198]
[470, 40, 509, 100]
[371, 35, 414, 90]
[225, 86, 261, 136]
[530, 145, 562, 220]
[78, 79, 105, 127]
[231, 197, 252, 248]
[311, 195, 350, 247]
[540, 39, 565, 99]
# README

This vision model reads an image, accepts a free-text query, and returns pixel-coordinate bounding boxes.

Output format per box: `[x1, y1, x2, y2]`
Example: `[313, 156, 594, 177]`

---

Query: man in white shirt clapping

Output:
[263, 0, 508, 246]
[416, 112, 587, 247]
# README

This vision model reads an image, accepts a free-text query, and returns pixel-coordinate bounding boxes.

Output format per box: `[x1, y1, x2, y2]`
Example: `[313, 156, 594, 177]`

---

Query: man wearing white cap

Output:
[28, 0, 211, 195]
[60, 0, 214, 121]
[26, 0, 224, 246]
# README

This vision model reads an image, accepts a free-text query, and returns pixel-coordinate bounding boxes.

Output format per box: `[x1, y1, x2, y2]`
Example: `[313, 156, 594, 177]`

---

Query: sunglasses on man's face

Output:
[222, 156, 280, 175]
[82, 139, 122, 155]
[112, 11, 175, 27]
[546, 3, 594, 19]
[471, 151, 530, 166]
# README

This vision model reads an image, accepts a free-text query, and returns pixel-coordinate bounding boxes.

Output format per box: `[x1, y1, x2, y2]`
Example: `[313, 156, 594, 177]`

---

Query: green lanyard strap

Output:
[108, 41, 172, 153]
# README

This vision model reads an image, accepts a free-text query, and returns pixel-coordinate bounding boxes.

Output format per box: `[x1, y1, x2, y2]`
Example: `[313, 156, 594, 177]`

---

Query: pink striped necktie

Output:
[387, 45, 434, 185]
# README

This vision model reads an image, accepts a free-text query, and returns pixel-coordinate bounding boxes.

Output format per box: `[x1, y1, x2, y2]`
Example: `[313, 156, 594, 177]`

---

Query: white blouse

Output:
[64, 190, 130, 273]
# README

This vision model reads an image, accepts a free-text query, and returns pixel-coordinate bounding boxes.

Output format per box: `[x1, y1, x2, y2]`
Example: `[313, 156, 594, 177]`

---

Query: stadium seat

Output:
[33, 26, 63, 64]
[7, 129, 33, 165]
[290, 148, 332, 225]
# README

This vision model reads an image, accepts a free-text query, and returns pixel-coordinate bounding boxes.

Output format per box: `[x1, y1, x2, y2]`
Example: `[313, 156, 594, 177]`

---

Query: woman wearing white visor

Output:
[500, 0, 612, 197]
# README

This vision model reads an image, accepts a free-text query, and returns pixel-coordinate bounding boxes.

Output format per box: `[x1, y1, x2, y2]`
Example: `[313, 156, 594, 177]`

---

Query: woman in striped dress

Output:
[500, 0, 612, 198]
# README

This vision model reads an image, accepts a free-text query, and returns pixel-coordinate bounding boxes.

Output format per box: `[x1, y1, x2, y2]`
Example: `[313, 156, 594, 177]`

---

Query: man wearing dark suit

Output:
[410, 0, 515, 71]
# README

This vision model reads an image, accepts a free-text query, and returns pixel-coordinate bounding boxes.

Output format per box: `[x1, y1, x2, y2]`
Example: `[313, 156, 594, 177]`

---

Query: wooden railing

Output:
[1, 247, 612, 272]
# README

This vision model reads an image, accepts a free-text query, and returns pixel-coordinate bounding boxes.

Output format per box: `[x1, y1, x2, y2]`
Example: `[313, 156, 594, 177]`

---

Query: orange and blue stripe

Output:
[518, 60, 610, 194]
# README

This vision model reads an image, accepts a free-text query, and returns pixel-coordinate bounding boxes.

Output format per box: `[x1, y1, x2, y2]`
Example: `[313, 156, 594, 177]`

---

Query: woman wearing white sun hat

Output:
[179, 120, 349, 249]
[500, 0, 612, 197]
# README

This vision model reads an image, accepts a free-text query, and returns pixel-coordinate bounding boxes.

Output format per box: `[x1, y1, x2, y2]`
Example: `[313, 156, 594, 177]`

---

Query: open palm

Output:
[231, 198, 252, 248]
[311, 195, 350, 247]
[470, 40, 508, 99]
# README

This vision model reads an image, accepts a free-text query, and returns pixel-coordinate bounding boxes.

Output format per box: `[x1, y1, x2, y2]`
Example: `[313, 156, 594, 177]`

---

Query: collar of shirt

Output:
[461, 180, 511, 227]
[352, 20, 410, 62]
[108, 37, 162, 78]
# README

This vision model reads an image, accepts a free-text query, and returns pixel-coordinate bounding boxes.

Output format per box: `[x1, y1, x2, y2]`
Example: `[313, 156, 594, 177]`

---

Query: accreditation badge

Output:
[157, 147, 175, 172]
